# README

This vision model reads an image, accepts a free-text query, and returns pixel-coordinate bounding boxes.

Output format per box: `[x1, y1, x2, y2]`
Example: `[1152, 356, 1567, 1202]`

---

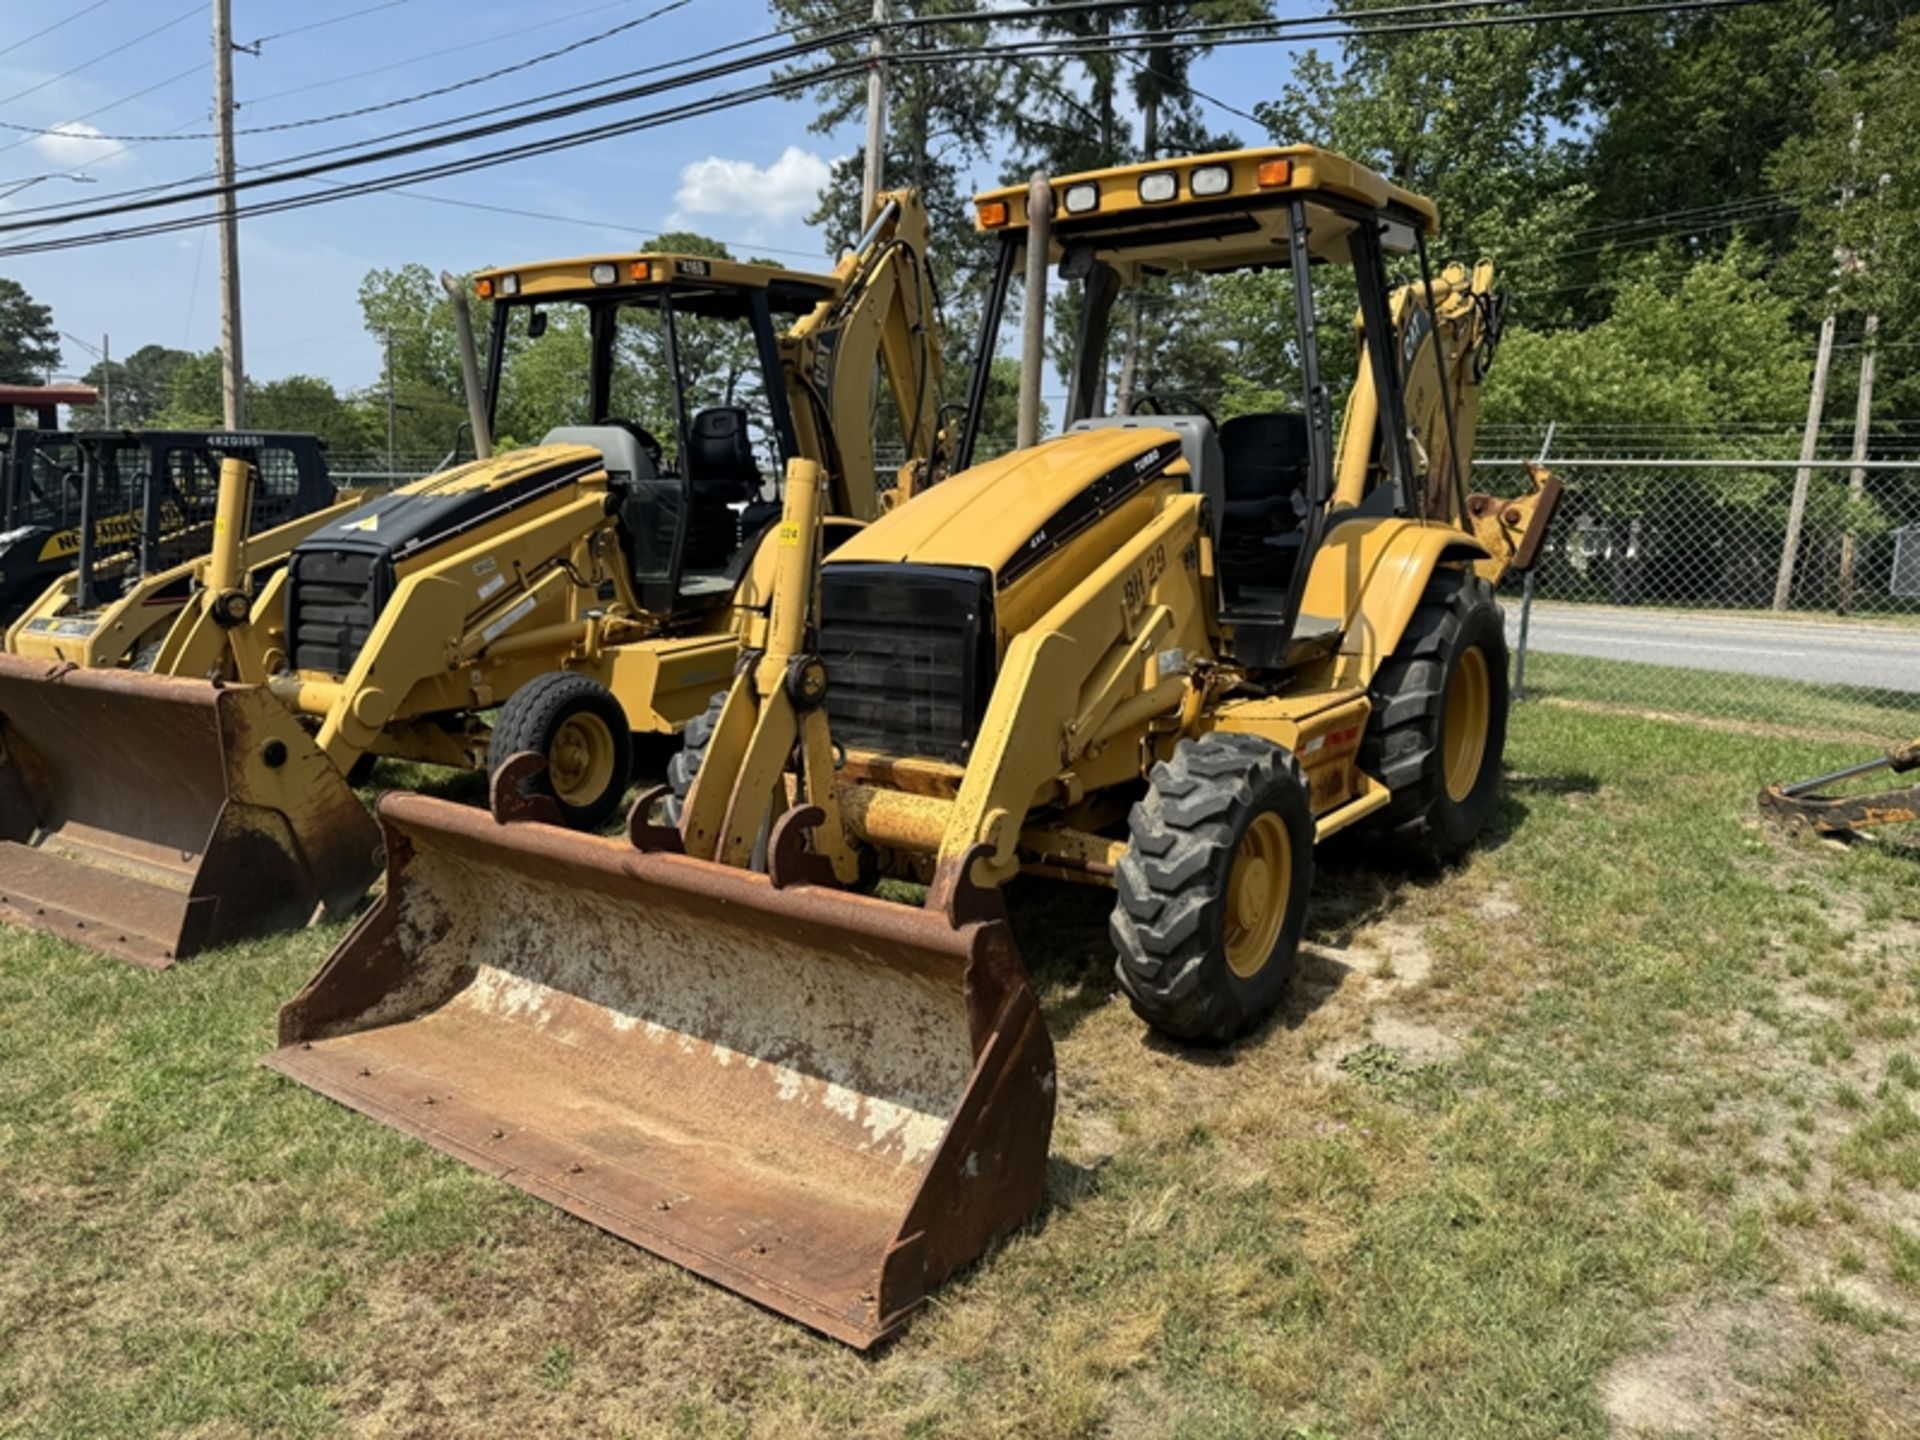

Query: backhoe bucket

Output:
[0, 656, 381, 968]
[265, 793, 1055, 1348]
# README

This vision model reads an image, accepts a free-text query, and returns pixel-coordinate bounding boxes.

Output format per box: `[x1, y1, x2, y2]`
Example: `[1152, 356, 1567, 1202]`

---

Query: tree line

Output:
[5, 0, 1915, 478]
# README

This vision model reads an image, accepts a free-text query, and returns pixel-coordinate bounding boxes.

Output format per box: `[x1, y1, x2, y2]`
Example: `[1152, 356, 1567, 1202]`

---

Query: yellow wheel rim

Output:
[549, 712, 617, 808]
[1442, 646, 1491, 804]
[1224, 811, 1291, 979]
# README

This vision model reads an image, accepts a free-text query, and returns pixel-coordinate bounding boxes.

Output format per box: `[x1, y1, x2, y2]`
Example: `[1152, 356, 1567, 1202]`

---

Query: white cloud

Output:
[32, 121, 125, 173]
[670, 146, 831, 226]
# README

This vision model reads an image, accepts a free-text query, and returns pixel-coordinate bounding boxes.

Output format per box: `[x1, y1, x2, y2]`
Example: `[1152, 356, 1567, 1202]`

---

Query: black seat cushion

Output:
[685, 406, 759, 499]
[1219, 412, 1308, 503]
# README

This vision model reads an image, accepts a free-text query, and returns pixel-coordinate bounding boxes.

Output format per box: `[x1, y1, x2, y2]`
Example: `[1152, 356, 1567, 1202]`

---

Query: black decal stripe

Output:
[997, 439, 1182, 590]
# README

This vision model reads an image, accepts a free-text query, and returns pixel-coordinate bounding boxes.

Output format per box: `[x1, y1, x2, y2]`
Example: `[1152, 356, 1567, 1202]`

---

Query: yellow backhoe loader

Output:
[0, 192, 943, 967]
[264, 146, 1559, 1346]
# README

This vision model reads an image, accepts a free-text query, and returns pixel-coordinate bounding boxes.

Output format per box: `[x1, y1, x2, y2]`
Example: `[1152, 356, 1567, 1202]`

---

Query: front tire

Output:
[1111, 732, 1315, 1043]
[490, 672, 632, 830]
[1360, 568, 1509, 862]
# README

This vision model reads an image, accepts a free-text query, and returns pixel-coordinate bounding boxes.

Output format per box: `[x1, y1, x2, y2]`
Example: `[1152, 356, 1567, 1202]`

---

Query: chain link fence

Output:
[328, 433, 1920, 742]
[1479, 434, 1920, 742]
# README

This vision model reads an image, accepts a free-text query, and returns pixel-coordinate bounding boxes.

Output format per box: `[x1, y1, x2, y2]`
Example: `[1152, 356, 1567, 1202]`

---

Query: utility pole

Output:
[860, 0, 888, 221]
[1838, 159, 1889, 614]
[1773, 107, 1862, 612]
[1773, 314, 1837, 612]
[384, 328, 397, 476]
[101, 334, 111, 427]
[213, 0, 246, 430]
[1836, 315, 1879, 613]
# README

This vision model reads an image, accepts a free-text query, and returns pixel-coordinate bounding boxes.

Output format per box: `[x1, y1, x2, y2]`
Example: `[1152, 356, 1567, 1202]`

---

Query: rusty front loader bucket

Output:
[265, 792, 1055, 1348]
[0, 656, 382, 968]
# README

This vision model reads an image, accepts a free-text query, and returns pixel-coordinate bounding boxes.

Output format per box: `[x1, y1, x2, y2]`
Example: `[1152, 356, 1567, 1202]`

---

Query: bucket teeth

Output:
[0, 655, 381, 967]
[265, 791, 1055, 1347]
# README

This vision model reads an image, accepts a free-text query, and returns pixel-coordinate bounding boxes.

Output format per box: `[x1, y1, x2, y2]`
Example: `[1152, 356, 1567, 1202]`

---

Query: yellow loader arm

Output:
[674, 457, 861, 884]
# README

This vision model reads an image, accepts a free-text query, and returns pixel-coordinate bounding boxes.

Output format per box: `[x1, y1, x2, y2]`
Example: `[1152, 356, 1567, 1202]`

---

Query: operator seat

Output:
[1217, 412, 1310, 591]
[683, 406, 760, 571]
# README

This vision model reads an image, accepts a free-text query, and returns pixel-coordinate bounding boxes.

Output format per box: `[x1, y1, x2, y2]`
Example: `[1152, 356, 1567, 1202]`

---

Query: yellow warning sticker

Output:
[777, 522, 801, 546]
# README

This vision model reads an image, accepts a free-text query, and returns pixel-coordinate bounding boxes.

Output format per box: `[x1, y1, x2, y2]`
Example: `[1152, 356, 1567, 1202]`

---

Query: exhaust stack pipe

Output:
[442, 270, 492, 460]
[1016, 171, 1052, 450]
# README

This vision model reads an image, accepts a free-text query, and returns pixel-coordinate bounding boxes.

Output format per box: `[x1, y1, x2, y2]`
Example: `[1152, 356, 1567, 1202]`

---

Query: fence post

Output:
[1512, 422, 1553, 701]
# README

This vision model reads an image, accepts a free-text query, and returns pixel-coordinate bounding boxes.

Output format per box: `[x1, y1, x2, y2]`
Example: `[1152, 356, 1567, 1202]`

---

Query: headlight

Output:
[1062, 182, 1099, 214]
[1138, 171, 1177, 203]
[1190, 164, 1231, 196]
[590, 263, 617, 285]
[497, 272, 521, 297]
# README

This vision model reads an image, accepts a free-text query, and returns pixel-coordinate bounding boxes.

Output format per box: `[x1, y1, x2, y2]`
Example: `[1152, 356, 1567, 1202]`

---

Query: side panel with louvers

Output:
[819, 564, 995, 764]
[287, 543, 390, 676]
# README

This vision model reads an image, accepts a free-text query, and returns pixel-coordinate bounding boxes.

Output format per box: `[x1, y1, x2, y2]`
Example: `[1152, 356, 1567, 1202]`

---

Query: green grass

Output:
[1521, 650, 1919, 740]
[3, 705, 1919, 1436]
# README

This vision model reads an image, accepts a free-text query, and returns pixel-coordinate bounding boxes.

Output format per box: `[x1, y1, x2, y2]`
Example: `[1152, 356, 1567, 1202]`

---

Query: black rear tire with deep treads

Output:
[1360, 567, 1508, 863]
[1110, 732, 1315, 1044]
[662, 689, 728, 827]
[490, 672, 632, 831]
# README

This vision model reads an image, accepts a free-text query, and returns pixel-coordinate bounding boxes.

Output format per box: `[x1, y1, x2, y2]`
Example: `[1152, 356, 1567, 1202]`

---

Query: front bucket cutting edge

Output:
[0, 655, 382, 967]
[265, 792, 1056, 1348]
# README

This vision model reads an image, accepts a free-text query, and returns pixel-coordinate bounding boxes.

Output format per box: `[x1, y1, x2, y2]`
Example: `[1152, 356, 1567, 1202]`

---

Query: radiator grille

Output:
[819, 564, 995, 764]
[288, 547, 387, 675]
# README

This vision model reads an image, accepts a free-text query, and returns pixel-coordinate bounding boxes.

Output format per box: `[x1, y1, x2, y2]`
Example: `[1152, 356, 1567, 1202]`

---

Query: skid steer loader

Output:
[0, 192, 943, 968]
[264, 145, 1561, 1346]
[6, 429, 346, 664]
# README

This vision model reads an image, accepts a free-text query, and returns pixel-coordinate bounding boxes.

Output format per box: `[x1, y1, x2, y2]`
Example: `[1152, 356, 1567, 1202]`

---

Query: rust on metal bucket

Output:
[265, 790, 1055, 1347]
[0, 654, 381, 967]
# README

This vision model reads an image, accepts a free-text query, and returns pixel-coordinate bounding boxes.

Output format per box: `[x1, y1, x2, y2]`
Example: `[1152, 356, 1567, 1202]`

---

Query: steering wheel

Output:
[602, 418, 665, 470]
[1127, 392, 1219, 429]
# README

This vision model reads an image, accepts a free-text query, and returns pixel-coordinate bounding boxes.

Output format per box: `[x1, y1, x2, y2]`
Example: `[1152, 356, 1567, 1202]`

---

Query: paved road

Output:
[1504, 602, 1920, 693]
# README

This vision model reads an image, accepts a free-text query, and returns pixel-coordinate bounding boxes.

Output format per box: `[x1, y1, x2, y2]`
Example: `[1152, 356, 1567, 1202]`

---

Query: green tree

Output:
[151, 351, 224, 430]
[1256, 0, 1588, 316]
[0, 277, 60, 386]
[71, 344, 194, 429]
[1770, 16, 1920, 418]
[251, 375, 378, 454]
[771, 0, 999, 265]
[356, 263, 479, 458]
[1484, 250, 1810, 438]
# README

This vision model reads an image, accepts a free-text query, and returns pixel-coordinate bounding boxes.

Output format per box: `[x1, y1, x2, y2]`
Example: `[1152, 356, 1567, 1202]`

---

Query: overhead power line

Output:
[0, 0, 697, 145]
[0, 0, 1787, 257]
[247, 0, 423, 48]
[0, 1, 116, 61]
[0, 1, 200, 114]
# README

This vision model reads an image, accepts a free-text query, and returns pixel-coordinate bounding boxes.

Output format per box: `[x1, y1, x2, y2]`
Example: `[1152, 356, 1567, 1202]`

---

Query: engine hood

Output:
[827, 427, 1185, 582]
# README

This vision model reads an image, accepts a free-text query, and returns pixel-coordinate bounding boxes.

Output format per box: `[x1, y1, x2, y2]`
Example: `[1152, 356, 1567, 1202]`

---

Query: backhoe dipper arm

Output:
[1333, 257, 1558, 586]
[784, 189, 946, 521]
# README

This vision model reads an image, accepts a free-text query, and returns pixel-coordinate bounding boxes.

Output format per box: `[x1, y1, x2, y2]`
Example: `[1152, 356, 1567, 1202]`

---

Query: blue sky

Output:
[0, 0, 1311, 395]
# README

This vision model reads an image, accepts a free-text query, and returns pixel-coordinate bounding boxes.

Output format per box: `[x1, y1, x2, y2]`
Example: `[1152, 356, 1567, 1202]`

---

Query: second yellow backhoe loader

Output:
[0, 192, 943, 967]
[263, 145, 1560, 1348]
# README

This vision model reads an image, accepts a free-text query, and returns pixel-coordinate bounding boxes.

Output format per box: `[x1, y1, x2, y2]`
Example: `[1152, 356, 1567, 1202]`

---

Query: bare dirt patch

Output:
[1603, 1299, 1806, 1437]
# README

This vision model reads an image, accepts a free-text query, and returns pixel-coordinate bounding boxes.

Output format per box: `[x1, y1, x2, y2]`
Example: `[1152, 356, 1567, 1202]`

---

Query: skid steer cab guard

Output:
[265, 786, 1054, 1347]
[0, 656, 378, 966]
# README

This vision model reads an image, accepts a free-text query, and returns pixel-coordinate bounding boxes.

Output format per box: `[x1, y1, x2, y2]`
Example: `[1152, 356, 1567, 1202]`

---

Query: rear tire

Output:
[490, 672, 632, 831]
[1359, 568, 1508, 863]
[1111, 732, 1315, 1044]
[662, 690, 728, 827]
